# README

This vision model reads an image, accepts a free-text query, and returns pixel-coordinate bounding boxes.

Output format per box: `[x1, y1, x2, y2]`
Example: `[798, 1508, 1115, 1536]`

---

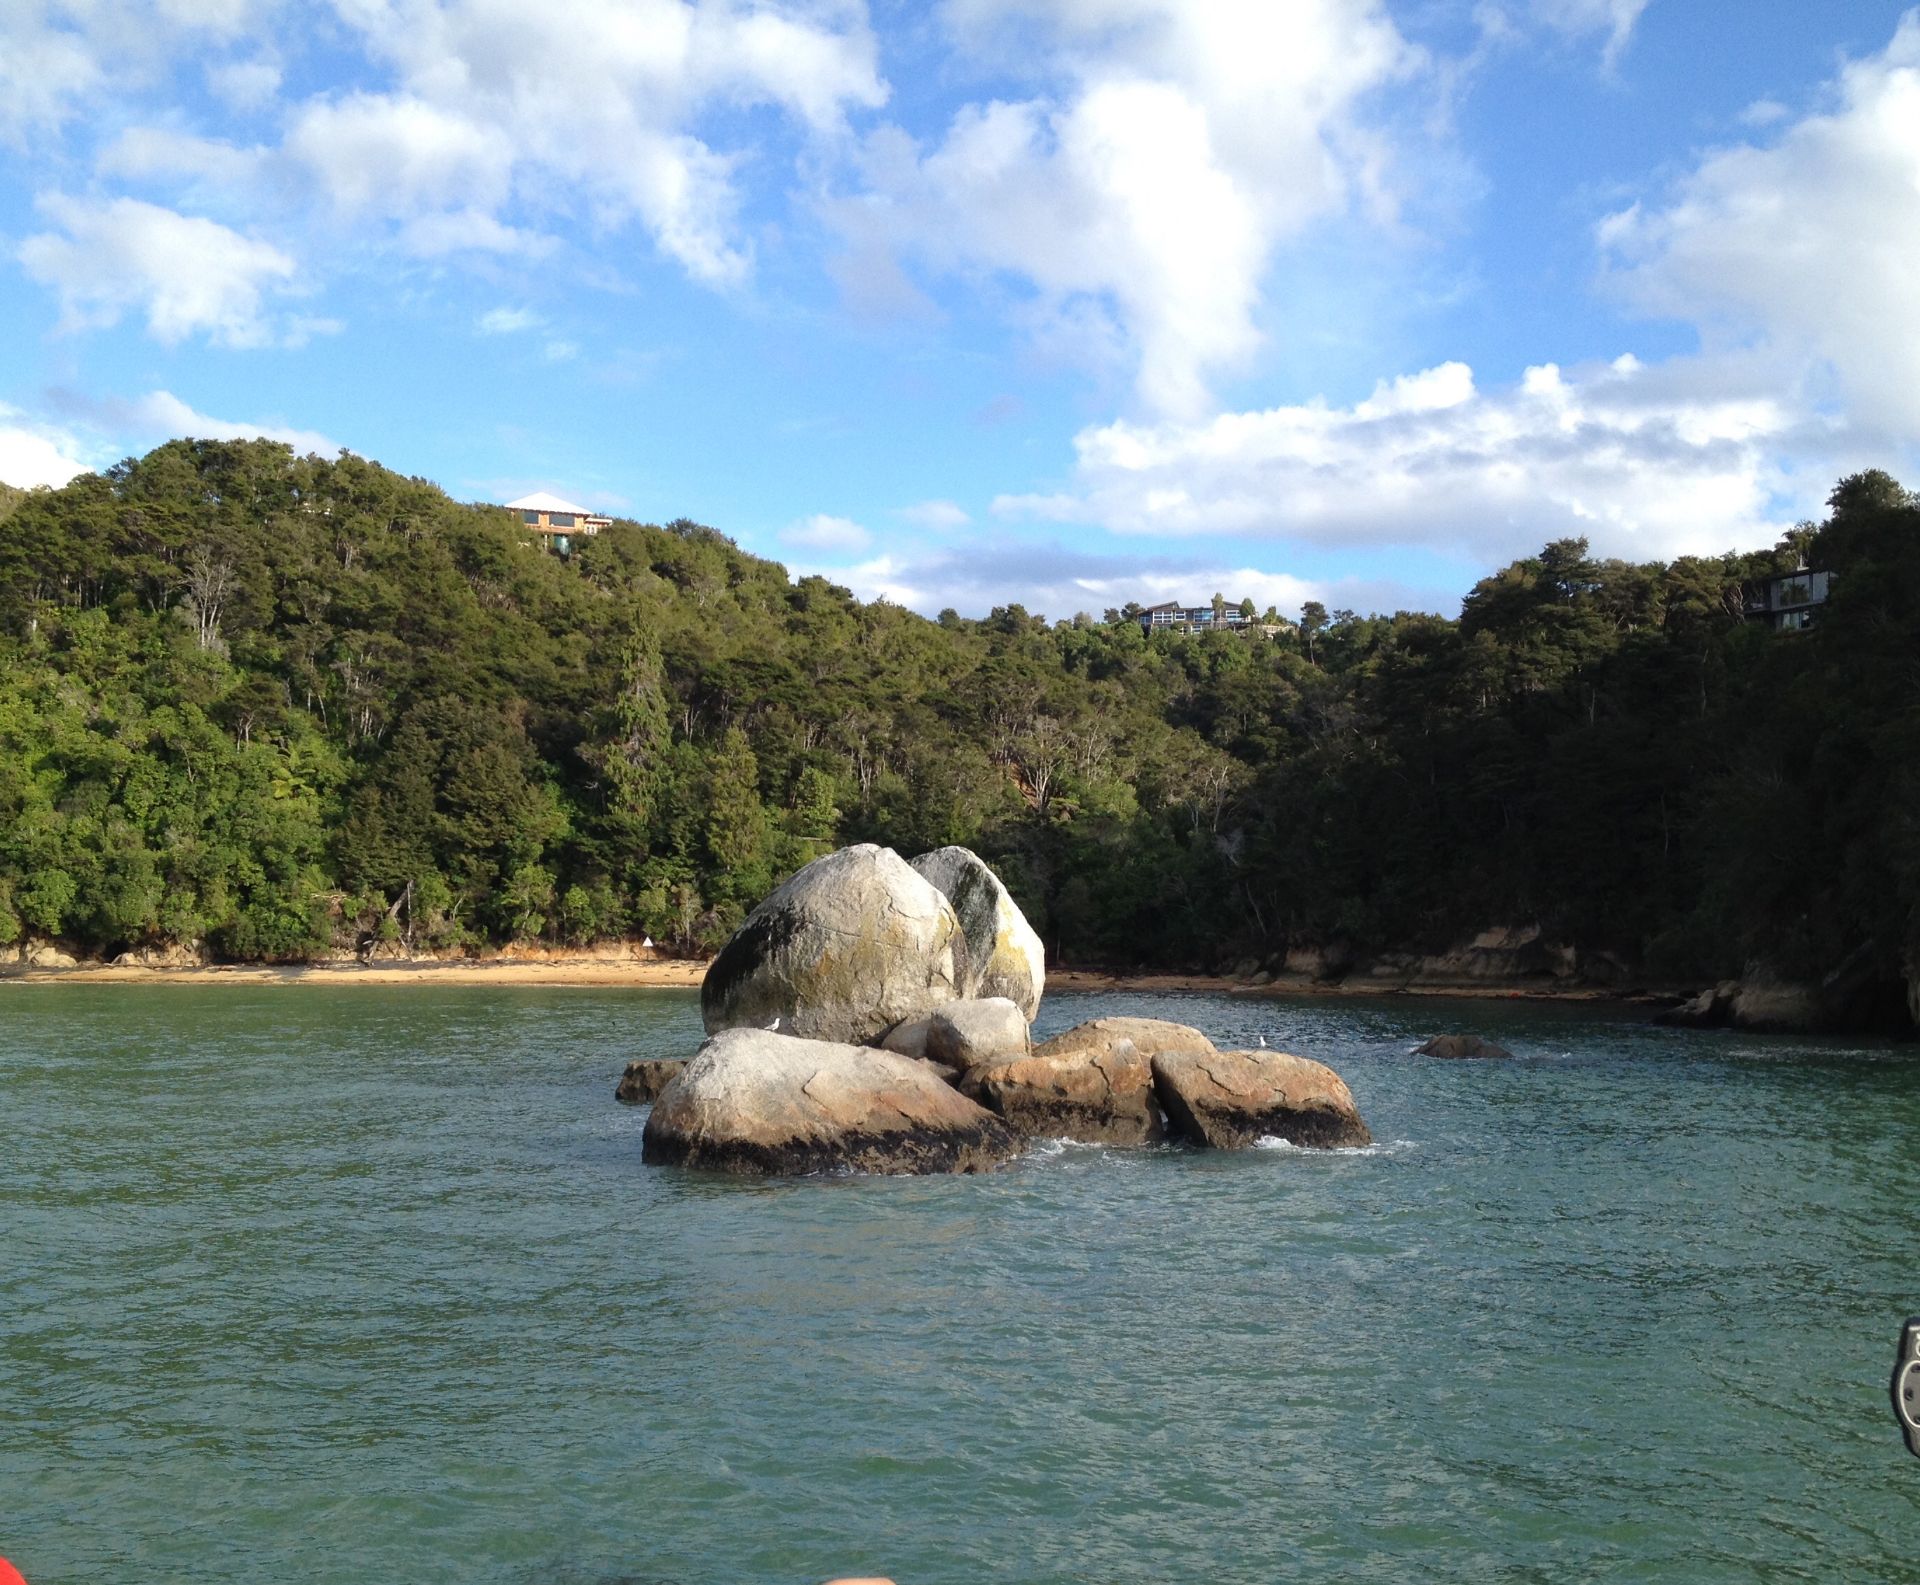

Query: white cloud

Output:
[995, 354, 1836, 563]
[0, 406, 94, 488]
[478, 305, 543, 334]
[399, 209, 557, 258]
[310, 0, 888, 286]
[97, 126, 264, 184]
[0, 0, 269, 142]
[205, 54, 280, 110]
[785, 535, 1429, 622]
[0, 3, 104, 141]
[1525, 0, 1649, 65]
[117, 390, 341, 455]
[543, 339, 579, 363]
[898, 498, 972, 530]
[286, 92, 516, 219]
[782, 512, 873, 552]
[18, 194, 298, 347]
[832, 0, 1417, 416]
[1599, 14, 1920, 438]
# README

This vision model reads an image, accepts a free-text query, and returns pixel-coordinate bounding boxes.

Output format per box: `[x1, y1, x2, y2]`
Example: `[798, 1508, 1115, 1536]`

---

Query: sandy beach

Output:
[4, 954, 1654, 1004]
[2, 955, 711, 989]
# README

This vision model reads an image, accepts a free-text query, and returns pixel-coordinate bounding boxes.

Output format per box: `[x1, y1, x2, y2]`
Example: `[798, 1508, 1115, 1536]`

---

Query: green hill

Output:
[2, 439, 1916, 1025]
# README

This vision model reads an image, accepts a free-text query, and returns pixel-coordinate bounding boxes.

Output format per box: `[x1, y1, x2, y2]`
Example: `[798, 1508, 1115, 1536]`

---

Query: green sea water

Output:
[3, 986, 1917, 1583]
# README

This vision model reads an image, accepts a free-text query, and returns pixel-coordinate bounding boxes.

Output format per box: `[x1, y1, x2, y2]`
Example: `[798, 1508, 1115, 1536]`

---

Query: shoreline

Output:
[3, 953, 1660, 1004]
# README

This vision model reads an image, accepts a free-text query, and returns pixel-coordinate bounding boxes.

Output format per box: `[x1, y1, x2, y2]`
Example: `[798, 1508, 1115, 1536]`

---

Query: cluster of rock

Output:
[1413, 1034, 1512, 1059]
[623, 843, 1371, 1175]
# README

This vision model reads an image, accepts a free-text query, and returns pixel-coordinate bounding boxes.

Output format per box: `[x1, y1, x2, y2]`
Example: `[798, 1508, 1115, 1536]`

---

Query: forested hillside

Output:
[2, 441, 1916, 1013]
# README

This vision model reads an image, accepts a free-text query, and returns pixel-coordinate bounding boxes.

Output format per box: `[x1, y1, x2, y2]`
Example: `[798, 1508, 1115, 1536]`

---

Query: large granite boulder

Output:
[701, 845, 966, 1044]
[1151, 1047, 1370, 1149]
[966, 1036, 1161, 1145]
[615, 1058, 684, 1104]
[925, 997, 1031, 1072]
[1414, 1034, 1513, 1059]
[959, 1017, 1214, 1145]
[910, 847, 1044, 1019]
[642, 1028, 1019, 1176]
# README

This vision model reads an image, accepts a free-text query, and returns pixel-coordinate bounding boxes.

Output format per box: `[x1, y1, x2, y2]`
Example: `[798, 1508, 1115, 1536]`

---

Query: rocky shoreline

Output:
[7, 915, 1911, 1041]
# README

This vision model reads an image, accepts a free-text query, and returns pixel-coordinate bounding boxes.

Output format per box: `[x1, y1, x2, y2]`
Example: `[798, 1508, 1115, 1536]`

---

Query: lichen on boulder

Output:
[700, 844, 967, 1045]
[909, 846, 1044, 1019]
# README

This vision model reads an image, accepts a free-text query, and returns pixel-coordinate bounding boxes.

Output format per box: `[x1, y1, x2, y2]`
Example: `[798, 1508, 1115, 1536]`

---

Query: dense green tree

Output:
[0, 438, 1915, 1030]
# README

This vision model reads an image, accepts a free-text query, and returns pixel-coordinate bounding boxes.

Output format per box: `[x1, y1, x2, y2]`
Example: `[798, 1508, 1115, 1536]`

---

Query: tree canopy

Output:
[2, 442, 1915, 1011]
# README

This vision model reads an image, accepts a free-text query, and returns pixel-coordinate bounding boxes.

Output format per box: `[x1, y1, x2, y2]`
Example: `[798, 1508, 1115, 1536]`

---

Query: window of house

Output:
[550, 513, 575, 528]
[521, 510, 541, 525]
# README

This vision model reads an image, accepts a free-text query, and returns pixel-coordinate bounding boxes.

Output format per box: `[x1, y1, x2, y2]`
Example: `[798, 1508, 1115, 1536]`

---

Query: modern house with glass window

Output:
[507, 492, 611, 554]
[1136, 600, 1253, 633]
[1745, 567, 1832, 632]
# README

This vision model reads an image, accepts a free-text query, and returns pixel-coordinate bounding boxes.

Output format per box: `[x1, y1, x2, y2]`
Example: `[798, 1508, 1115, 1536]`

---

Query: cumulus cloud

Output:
[9, 0, 887, 315]
[785, 535, 1429, 622]
[782, 512, 874, 552]
[1599, 13, 1920, 438]
[0, 406, 94, 488]
[995, 354, 1838, 563]
[831, 0, 1417, 416]
[0, 0, 268, 141]
[97, 126, 265, 185]
[285, 93, 516, 220]
[111, 390, 341, 455]
[897, 498, 972, 530]
[0, 6, 103, 141]
[205, 54, 280, 110]
[18, 194, 297, 347]
[305, 0, 888, 285]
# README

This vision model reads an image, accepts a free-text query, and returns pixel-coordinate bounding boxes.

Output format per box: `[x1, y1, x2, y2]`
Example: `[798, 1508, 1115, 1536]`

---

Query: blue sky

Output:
[4, 0, 1917, 619]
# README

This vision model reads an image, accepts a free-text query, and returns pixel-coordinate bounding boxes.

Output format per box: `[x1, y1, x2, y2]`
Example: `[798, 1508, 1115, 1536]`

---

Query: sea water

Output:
[3, 987, 1917, 1583]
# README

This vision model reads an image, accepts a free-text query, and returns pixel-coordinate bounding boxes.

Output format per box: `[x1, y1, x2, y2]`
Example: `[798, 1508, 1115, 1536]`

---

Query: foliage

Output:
[1, 441, 1915, 998]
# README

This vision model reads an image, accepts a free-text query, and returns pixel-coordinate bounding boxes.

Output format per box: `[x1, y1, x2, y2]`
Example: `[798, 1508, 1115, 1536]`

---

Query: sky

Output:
[3, 0, 1918, 621]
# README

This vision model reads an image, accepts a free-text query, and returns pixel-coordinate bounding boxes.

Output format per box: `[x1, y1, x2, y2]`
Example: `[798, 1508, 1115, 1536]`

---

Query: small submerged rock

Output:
[1151, 1047, 1371, 1150]
[614, 1058, 684, 1104]
[641, 1028, 1019, 1176]
[1414, 1034, 1513, 1059]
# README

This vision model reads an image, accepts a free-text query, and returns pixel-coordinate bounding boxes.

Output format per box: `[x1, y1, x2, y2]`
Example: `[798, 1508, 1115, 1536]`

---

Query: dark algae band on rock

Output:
[1150, 1048, 1372, 1150]
[640, 1027, 1020, 1177]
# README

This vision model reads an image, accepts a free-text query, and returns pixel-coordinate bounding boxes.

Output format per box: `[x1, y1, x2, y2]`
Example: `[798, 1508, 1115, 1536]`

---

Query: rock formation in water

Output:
[963, 1026, 1162, 1146]
[909, 846, 1045, 1019]
[1151, 1047, 1371, 1149]
[660, 845, 1372, 1173]
[1414, 1034, 1513, 1059]
[615, 1058, 684, 1104]
[700, 844, 966, 1044]
[641, 1028, 1018, 1175]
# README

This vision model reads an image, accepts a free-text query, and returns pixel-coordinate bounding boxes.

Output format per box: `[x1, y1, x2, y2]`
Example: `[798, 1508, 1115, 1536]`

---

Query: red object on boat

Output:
[0, 1557, 28, 1585]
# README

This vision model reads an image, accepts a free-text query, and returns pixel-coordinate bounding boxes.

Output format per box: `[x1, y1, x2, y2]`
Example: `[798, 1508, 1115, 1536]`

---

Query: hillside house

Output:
[1136, 600, 1254, 633]
[507, 492, 612, 554]
[1745, 568, 1831, 632]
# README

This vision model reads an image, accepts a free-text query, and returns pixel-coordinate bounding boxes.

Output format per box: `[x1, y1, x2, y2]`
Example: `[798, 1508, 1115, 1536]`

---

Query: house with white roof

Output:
[507, 491, 612, 553]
